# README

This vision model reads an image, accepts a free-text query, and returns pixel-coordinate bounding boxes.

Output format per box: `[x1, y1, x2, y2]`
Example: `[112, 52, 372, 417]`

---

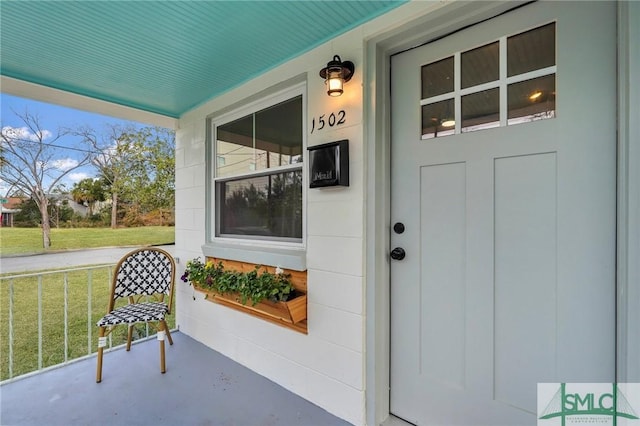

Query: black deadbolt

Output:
[390, 247, 406, 261]
[393, 222, 405, 234]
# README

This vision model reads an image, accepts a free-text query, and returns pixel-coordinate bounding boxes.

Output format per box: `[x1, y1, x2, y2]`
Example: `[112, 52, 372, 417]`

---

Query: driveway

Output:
[0, 245, 175, 274]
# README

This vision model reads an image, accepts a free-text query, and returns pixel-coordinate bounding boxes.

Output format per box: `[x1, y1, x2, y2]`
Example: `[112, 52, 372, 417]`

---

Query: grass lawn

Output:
[0, 226, 175, 256]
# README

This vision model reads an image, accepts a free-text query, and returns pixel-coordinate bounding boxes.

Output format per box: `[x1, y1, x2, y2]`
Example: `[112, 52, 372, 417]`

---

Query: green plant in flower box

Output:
[181, 258, 294, 306]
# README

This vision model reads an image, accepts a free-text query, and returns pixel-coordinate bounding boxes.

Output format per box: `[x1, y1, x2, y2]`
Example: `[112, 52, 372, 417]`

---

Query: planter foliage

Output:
[182, 258, 307, 328]
[181, 258, 295, 305]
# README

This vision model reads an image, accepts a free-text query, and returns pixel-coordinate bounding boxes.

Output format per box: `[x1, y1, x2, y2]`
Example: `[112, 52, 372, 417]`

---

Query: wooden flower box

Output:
[194, 258, 308, 334]
[194, 285, 307, 324]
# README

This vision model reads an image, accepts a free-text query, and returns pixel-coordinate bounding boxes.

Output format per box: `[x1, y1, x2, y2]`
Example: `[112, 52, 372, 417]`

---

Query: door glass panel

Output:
[419, 23, 556, 139]
[461, 42, 499, 89]
[507, 23, 556, 77]
[421, 56, 454, 98]
[421, 98, 455, 139]
[508, 75, 556, 124]
[462, 88, 500, 132]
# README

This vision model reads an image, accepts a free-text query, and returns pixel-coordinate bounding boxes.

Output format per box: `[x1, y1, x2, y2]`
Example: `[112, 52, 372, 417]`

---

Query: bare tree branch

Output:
[1, 110, 92, 248]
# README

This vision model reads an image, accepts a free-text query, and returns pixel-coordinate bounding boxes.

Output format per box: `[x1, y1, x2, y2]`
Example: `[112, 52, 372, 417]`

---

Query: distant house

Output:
[0, 197, 25, 227]
[49, 193, 89, 217]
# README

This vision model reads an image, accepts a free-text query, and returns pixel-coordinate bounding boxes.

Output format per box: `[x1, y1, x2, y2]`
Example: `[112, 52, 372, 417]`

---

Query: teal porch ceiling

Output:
[0, 1, 406, 118]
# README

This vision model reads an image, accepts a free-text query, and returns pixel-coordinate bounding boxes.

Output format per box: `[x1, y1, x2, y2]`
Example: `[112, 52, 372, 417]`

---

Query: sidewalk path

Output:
[0, 245, 175, 274]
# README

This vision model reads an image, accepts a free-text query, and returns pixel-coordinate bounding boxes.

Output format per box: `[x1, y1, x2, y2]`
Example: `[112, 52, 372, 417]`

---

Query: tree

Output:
[71, 177, 107, 215]
[1, 110, 91, 248]
[116, 127, 175, 225]
[74, 124, 139, 228]
[74, 125, 174, 228]
[12, 198, 41, 227]
[135, 127, 175, 213]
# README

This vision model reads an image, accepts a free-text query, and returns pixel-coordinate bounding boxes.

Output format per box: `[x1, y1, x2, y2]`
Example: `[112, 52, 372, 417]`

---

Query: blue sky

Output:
[1, 93, 145, 196]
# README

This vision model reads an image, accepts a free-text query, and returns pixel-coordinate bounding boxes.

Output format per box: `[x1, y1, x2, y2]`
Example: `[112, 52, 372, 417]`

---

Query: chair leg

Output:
[158, 322, 166, 374]
[96, 327, 106, 383]
[126, 324, 134, 351]
[162, 320, 173, 345]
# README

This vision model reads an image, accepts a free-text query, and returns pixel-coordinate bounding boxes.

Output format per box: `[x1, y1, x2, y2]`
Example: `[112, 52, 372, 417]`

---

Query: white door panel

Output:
[390, 2, 616, 424]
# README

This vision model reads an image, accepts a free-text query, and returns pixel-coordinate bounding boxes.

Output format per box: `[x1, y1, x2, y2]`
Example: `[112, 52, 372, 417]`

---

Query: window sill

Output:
[201, 241, 306, 271]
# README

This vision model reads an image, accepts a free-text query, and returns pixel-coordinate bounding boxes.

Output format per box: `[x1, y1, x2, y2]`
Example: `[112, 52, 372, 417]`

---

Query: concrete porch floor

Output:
[0, 332, 351, 426]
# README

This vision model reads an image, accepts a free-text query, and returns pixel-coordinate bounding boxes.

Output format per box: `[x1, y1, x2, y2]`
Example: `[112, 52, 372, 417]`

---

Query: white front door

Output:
[389, 2, 617, 424]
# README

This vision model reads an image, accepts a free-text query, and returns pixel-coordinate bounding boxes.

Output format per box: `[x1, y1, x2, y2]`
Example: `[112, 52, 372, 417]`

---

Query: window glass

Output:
[218, 170, 303, 240]
[214, 91, 304, 243]
[508, 75, 556, 124]
[216, 96, 302, 178]
[255, 97, 303, 170]
[421, 98, 455, 139]
[507, 23, 556, 77]
[461, 42, 499, 89]
[216, 115, 255, 177]
[462, 88, 500, 132]
[421, 56, 454, 99]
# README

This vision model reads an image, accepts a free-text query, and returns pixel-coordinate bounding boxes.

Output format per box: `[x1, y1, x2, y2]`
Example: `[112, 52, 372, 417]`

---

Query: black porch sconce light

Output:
[319, 55, 355, 97]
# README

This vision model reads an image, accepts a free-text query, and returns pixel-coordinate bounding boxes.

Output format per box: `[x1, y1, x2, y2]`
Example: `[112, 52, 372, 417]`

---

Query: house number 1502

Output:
[310, 110, 346, 134]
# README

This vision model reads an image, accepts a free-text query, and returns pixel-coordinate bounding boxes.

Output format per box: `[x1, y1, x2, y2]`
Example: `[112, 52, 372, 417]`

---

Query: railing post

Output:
[87, 270, 92, 355]
[37, 276, 42, 371]
[8, 280, 14, 379]
[63, 273, 69, 363]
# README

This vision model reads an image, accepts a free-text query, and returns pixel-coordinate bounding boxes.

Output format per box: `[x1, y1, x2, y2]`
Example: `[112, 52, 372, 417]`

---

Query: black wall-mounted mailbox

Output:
[308, 140, 349, 188]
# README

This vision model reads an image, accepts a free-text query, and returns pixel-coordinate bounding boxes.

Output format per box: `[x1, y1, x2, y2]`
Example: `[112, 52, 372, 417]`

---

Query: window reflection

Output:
[508, 75, 556, 124]
[422, 98, 455, 139]
[218, 170, 303, 239]
[421, 57, 454, 99]
[507, 23, 556, 77]
[462, 88, 500, 132]
[461, 42, 499, 89]
[216, 96, 303, 178]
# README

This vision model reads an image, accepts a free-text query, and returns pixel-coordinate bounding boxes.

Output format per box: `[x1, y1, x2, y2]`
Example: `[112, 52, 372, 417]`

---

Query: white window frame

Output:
[203, 83, 307, 270]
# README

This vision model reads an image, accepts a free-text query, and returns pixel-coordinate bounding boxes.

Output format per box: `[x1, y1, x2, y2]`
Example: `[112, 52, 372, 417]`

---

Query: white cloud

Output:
[0, 179, 9, 195]
[67, 172, 90, 183]
[1, 126, 52, 141]
[52, 158, 79, 171]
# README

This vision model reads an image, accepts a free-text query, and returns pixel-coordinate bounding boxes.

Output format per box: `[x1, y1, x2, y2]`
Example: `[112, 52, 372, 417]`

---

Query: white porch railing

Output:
[0, 265, 175, 382]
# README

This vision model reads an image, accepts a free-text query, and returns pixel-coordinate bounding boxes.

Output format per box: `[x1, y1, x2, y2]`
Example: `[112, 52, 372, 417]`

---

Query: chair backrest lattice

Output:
[109, 248, 175, 311]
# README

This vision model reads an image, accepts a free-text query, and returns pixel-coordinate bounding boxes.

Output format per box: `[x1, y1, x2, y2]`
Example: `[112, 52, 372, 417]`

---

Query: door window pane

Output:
[508, 75, 556, 124]
[461, 42, 499, 89]
[462, 88, 500, 132]
[418, 23, 556, 140]
[422, 98, 455, 139]
[507, 23, 556, 77]
[421, 56, 454, 98]
[218, 170, 303, 239]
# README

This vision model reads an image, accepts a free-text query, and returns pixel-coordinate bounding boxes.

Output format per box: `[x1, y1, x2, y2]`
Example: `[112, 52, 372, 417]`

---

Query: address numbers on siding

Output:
[310, 110, 346, 134]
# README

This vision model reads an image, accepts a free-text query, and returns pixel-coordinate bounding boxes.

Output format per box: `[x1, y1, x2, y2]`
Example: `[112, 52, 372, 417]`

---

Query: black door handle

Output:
[390, 247, 406, 261]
